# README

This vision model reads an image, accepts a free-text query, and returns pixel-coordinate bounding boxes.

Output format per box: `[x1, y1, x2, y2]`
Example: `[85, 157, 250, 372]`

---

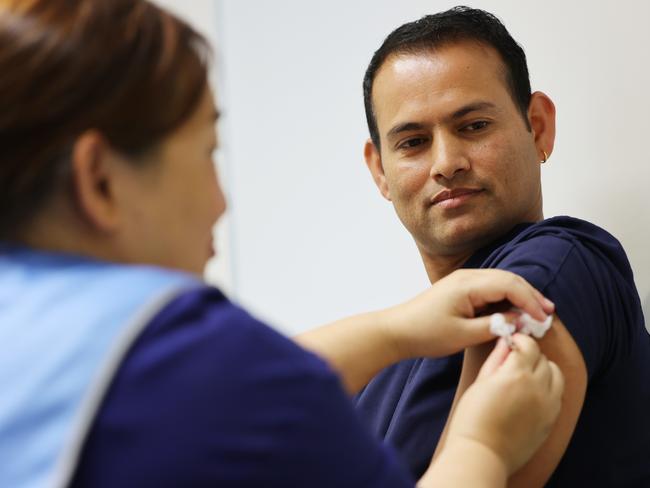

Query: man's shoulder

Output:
[478, 215, 642, 377]
[512, 216, 623, 250]
[478, 215, 632, 283]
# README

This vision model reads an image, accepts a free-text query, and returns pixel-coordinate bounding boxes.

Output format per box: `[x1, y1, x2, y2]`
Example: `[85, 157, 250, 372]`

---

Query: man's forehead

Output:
[371, 42, 511, 123]
[375, 42, 506, 92]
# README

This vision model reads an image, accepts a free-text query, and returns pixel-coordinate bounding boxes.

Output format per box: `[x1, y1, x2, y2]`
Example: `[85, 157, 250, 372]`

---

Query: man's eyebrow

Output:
[385, 102, 498, 140]
[386, 122, 427, 140]
[449, 101, 497, 120]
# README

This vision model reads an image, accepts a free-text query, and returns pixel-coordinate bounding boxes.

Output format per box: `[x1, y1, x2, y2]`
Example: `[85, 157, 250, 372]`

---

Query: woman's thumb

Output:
[462, 315, 500, 347]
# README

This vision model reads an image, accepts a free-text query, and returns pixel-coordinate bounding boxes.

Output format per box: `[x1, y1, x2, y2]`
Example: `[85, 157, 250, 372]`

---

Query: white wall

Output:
[163, 1, 650, 333]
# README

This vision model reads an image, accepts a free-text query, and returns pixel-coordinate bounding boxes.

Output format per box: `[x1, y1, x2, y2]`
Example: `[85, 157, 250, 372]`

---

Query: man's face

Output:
[368, 41, 547, 258]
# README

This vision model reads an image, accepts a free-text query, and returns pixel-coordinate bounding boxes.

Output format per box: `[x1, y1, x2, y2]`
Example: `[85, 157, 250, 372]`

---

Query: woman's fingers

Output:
[495, 275, 553, 321]
[532, 352, 552, 386]
[481, 334, 564, 400]
[477, 338, 511, 379]
[500, 333, 542, 371]
[458, 269, 553, 321]
[533, 288, 556, 315]
[548, 360, 565, 409]
[534, 358, 564, 419]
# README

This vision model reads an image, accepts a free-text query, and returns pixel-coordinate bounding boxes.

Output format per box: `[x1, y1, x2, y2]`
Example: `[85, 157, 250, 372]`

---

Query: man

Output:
[355, 6, 650, 487]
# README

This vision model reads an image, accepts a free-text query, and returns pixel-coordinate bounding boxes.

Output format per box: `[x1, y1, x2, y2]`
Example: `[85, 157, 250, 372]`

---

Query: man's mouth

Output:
[430, 188, 483, 209]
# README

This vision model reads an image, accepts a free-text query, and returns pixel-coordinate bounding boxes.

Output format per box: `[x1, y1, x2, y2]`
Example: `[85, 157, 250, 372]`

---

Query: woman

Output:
[0, 1, 562, 487]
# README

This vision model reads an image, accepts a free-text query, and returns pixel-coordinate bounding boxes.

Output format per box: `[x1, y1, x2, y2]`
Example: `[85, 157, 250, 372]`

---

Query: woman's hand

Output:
[451, 334, 564, 472]
[418, 334, 564, 487]
[384, 269, 555, 360]
[296, 269, 553, 394]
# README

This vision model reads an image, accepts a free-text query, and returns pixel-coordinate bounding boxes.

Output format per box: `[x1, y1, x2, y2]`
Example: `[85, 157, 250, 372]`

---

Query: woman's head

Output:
[0, 0, 226, 274]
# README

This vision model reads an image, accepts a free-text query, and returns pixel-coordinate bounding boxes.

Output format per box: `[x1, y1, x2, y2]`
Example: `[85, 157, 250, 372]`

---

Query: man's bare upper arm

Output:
[444, 314, 587, 487]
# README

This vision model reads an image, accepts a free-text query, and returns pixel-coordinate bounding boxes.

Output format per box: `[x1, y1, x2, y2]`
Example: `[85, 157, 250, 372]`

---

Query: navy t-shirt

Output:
[355, 216, 650, 487]
[70, 288, 414, 487]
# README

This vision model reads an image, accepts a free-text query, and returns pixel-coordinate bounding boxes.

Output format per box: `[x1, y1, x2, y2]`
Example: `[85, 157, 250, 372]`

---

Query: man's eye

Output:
[463, 121, 489, 132]
[398, 137, 427, 149]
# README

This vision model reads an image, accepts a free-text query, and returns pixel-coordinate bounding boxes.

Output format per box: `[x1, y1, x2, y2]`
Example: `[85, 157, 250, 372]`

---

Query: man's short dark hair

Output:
[363, 6, 531, 149]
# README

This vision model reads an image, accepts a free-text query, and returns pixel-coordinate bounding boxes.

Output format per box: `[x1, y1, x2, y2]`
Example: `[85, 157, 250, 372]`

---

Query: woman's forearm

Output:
[418, 438, 507, 488]
[294, 308, 400, 394]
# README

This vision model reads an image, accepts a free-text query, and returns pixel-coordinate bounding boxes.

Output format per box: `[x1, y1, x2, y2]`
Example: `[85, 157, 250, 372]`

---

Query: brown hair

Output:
[0, 0, 210, 237]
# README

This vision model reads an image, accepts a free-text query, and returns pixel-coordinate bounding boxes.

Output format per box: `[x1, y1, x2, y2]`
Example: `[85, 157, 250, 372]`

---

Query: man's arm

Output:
[420, 334, 564, 488]
[435, 314, 586, 487]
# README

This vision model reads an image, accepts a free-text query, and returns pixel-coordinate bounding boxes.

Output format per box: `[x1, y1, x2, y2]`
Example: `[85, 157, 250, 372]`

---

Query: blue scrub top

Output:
[70, 287, 414, 487]
[355, 216, 650, 487]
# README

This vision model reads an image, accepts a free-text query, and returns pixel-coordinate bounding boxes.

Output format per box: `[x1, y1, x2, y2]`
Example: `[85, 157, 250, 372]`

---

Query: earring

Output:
[541, 150, 549, 164]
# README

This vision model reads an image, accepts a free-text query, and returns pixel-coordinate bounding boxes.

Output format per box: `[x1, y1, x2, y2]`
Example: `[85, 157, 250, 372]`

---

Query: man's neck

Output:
[419, 248, 476, 284]
[418, 212, 545, 283]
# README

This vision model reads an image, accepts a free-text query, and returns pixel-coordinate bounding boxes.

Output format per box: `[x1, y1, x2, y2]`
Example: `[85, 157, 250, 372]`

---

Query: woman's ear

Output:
[364, 139, 392, 201]
[69, 130, 122, 232]
[528, 91, 556, 161]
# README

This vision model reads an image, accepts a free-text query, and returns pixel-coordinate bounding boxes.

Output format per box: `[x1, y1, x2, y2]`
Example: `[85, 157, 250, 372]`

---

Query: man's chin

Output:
[425, 223, 503, 256]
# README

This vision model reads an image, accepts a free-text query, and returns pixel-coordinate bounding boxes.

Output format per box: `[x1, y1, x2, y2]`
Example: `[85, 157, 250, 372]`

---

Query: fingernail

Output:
[531, 309, 546, 321]
[543, 298, 555, 310]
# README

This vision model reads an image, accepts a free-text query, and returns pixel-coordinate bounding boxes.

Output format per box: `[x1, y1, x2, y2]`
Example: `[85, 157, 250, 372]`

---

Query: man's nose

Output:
[429, 133, 470, 182]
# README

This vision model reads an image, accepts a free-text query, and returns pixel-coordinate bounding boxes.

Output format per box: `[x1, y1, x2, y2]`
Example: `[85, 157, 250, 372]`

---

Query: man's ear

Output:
[364, 139, 391, 201]
[69, 130, 122, 233]
[528, 91, 556, 160]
